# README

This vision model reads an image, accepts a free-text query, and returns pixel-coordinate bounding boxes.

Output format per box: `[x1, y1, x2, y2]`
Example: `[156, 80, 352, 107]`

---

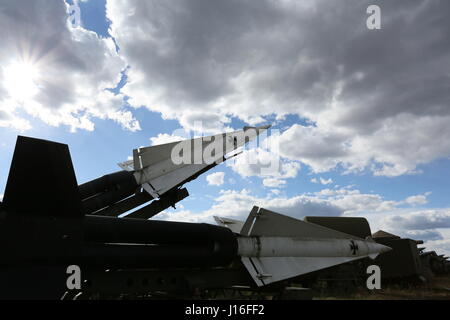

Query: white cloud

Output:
[403, 192, 431, 206]
[311, 188, 398, 215]
[229, 147, 300, 186]
[381, 209, 450, 230]
[262, 178, 286, 188]
[0, 106, 31, 131]
[149, 133, 187, 146]
[158, 187, 407, 224]
[156, 188, 341, 224]
[311, 177, 333, 185]
[106, 0, 450, 176]
[422, 239, 450, 257]
[206, 172, 225, 186]
[404, 230, 443, 241]
[365, 209, 450, 256]
[0, 0, 136, 132]
[320, 178, 333, 185]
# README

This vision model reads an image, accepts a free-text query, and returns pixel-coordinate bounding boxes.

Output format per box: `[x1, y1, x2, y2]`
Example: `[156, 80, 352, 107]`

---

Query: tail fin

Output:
[240, 207, 359, 239]
[241, 256, 360, 286]
[2, 136, 82, 218]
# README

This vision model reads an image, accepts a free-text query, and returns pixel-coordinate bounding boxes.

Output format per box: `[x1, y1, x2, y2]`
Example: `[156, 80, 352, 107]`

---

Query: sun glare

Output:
[2, 61, 41, 101]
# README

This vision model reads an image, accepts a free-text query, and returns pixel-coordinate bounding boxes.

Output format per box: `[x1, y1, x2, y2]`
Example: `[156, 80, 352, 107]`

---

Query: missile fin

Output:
[368, 253, 380, 260]
[2, 136, 82, 218]
[242, 256, 360, 287]
[133, 141, 182, 171]
[214, 216, 245, 234]
[117, 159, 134, 171]
[144, 163, 210, 196]
[241, 206, 361, 239]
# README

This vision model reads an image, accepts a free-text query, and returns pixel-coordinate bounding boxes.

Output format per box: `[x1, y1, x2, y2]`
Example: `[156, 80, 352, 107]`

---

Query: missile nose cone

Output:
[379, 243, 392, 254]
[370, 242, 391, 254]
[365, 237, 391, 255]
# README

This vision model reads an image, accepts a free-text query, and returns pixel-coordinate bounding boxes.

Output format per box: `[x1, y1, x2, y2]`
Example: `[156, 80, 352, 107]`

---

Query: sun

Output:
[2, 61, 41, 102]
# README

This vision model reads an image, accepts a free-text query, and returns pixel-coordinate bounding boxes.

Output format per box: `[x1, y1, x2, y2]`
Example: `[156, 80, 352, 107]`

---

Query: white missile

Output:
[80, 126, 270, 216]
[215, 206, 391, 286]
[119, 125, 270, 198]
[237, 237, 390, 259]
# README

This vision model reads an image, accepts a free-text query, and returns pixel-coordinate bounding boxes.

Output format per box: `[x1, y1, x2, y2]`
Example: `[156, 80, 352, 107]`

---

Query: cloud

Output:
[270, 189, 281, 195]
[382, 209, 450, 230]
[0, 106, 31, 131]
[157, 188, 344, 224]
[0, 0, 136, 132]
[262, 178, 286, 188]
[229, 147, 300, 185]
[157, 186, 410, 224]
[422, 239, 450, 257]
[404, 230, 443, 242]
[149, 132, 187, 145]
[403, 192, 431, 206]
[311, 177, 333, 185]
[314, 188, 398, 215]
[277, 116, 450, 176]
[375, 209, 450, 255]
[206, 172, 225, 186]
[106, 0, 450, 176]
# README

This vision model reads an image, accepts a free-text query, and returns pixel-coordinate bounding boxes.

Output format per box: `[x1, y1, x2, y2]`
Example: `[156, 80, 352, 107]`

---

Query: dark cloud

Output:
[110, 0, 450, 119]
[109, 0, 450, 174]
[335, 0, 450, 129]
[385, 210, 450, 230]
[404, 230, 444, 241]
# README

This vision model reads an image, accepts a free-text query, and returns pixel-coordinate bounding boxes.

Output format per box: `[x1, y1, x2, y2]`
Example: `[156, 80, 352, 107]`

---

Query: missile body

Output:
[0, 136, 390, 294]
[237, 237, 390, 259]
[79, 126, 269, 216]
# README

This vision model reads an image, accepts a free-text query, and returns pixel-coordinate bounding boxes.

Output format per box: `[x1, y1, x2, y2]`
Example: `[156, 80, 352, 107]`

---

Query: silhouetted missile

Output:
[0, 135, 392, 299]
[3, 206, 388, 274]
[216, 207, 391, 286]
[80, 126, 270, 215]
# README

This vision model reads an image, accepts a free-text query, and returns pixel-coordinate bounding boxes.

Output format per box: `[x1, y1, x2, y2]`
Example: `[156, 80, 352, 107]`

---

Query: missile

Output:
[216, 206, 391, 286]
[0, 206, 389, 279]
[125, 125, 271, 198]
[0, 136, 391, 296]
[79, 125, 270, 216]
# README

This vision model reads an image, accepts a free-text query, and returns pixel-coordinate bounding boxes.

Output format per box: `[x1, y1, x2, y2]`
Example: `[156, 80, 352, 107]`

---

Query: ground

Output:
[316, 276, 450, 300]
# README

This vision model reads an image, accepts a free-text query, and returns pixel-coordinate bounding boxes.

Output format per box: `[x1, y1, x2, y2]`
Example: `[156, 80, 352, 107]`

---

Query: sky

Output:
[0, 0, 450, 255]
